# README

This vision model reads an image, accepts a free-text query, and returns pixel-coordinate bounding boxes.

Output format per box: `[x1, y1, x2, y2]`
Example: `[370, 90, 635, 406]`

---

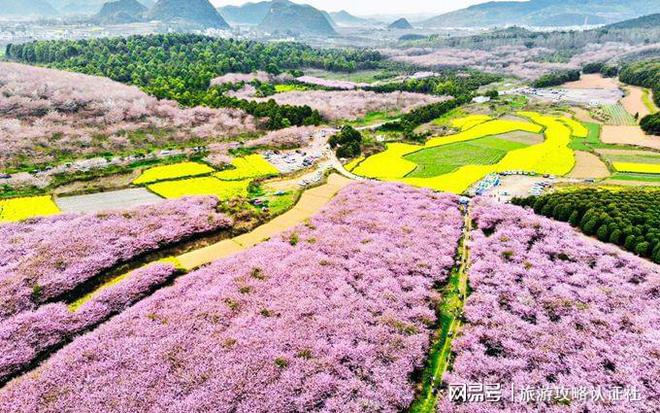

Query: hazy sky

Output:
[210, 0, 522, 16]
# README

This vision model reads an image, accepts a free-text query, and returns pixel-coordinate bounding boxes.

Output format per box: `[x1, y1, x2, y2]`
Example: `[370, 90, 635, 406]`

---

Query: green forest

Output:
[5, 34, 382, 129]
[367, 71, 501, 100]
[620, 59, 660, 105]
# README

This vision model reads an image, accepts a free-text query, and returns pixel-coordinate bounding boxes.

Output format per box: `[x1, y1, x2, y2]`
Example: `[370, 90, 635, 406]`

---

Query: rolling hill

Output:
[148, 0, 230, 28]
[50, 0, 107, 15]
[388, 18, 413, 29]
[96, 0, 147, 23]
[606, 13, 660, 29]
[218, 0, 273, 25]
[420, 0, 660, 28]
[258, 1, 337, 36]
[0, 0, 59, 16]
[329, 10, 373, 27]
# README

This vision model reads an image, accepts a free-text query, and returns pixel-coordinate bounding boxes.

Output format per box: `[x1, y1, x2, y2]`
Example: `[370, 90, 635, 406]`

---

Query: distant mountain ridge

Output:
[218, 0, 273, 25]
[0, 0, 59, 16]
[220, 0, 337, 34]
[258, 1, 336, 36]
[148, 0, 229, 28]
[420, 0, 660, 28]
[329, 10, 372, 27]
[606, 13, 660, 29]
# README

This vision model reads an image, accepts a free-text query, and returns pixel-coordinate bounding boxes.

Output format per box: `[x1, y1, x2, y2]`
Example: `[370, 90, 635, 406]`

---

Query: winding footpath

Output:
[410, 204, 472, 413]
[178, 173, 353, 270]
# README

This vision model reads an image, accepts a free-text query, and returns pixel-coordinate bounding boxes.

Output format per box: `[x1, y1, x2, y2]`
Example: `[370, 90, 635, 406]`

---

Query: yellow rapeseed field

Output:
[425, 119, 543, 148]
[450, 114, 492, 131]
[558, 116, 589, 138]
[0, 196, 60, 223]
[353, 112, 576, 194]
[352, 143, 421, 179]
[613, 162, 660, 174]
[344, 157, 365, 172]
[215, 155, 279, 181]
[133, 162, 215, 185]
[149, 177, 251, 200]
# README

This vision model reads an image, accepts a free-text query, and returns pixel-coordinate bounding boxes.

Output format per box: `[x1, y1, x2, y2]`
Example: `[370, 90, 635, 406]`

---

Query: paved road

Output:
[56, 188, 162, 214]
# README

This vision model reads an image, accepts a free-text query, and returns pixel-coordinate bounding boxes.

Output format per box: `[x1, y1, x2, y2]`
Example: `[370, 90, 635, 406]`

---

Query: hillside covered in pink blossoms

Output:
[439, 202, 660, 412]
[0, 196, 231, 321]
[0, 63, 256, 170]
[251, 90, 448, 121]
[0, 197, 233, 382]
[0, 183, 464, 412]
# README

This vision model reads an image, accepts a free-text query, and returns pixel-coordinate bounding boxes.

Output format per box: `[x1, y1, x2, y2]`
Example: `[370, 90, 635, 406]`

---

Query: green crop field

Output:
[302, 68, 399, 83]
[610, 173, 660, 183]
[642, 89, 659, 113]
[569, 122, 603, 151]
[404, 136, 529, 178]
[601, 104, 638, 126]
[349, 111, 400, 127]
[608, 154, 660, 165]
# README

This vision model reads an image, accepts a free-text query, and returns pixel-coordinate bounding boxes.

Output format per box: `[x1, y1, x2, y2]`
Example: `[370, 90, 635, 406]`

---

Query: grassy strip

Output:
[610, 173, 660, 183]
[348, 111, 401, 128]
[642, 89, 659, 114]
[409, 209, 471, 413]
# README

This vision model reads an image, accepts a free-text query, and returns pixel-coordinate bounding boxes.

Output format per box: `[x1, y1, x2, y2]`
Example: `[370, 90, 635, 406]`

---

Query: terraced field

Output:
[613, 162, 660, 174]
[600, 104, 638, 126]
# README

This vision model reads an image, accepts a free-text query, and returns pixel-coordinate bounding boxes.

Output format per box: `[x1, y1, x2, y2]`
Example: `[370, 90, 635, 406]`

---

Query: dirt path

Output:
[409, 207, 471, 413]
[621, 85, 651, 119]
[177, 174, 353, 270]
[568, 151, 611, 179]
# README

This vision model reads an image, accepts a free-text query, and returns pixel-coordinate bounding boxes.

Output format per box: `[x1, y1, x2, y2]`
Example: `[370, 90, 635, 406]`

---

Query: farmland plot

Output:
[600, 104, 638, 126]
[215, 155, 280, 180]
[354, 113, 575, 194]
[149, 177, 251, 201]
[133, 162, 215, 185]
[405, 137, 529, 178]
[0, 196, 59, 223]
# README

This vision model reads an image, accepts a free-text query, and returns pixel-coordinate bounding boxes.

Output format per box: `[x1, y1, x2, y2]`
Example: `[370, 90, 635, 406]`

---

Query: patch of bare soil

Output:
[496, 131, 545, 145]
[563, 74, 620, 90]
[52, 171, 139, 196]
[572, 107, 598, 123]
[601, 126, 660, 150]
[596, 148, 660, 156]
[568, 151, 611, 179]
[604, 179, 660, 187]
